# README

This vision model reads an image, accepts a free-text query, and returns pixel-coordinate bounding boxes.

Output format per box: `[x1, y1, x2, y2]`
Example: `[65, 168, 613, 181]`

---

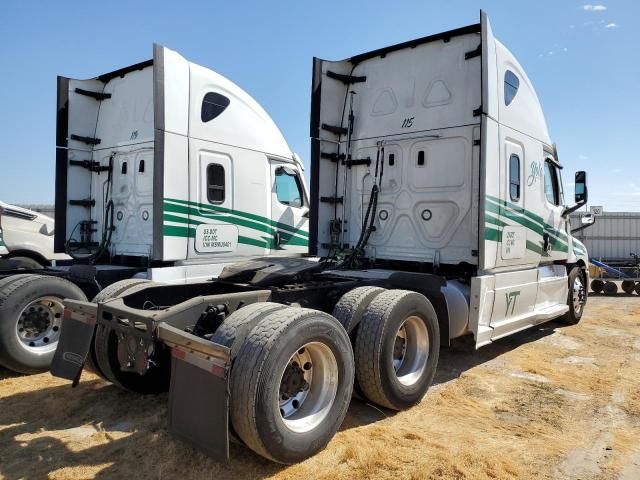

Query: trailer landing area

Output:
[1, 296, 639, 480]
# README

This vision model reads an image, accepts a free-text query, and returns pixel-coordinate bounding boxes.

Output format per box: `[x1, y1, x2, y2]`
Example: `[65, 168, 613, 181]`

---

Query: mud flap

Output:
[50, 299, 97, 384]
[158, 323, 231, 461]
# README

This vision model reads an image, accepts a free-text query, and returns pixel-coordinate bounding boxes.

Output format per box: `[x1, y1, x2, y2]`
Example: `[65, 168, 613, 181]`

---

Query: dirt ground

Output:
[1, 295, 639, 480]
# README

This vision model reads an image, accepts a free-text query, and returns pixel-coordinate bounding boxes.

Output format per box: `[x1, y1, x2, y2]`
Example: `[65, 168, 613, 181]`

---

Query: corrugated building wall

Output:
[571, 211, 640, 262]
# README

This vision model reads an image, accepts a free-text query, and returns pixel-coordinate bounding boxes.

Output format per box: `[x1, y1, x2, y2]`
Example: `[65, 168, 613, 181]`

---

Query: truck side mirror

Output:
[571, 212, 595, 233]
[581, 213, 595, 226]
[563, 171, 588, 217]
[574, 171, 587, 204]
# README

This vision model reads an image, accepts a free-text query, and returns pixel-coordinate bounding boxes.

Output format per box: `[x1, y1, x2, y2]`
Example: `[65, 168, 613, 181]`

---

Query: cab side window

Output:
[509, 154, 520, 201]
[275, 167, 304, 208]
[543, 159, 560, 206]
[504, 70, 520, 106]
[201, 92, 230, 123]
[206, 164, 225, 204]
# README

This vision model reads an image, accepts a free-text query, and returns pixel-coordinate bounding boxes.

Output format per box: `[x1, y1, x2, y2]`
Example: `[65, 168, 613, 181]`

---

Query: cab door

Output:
[269, 160, 309, 255]
[535, 154, 569, 311]
[494, 139, 528, 268]
[541, 156, 569, 262]
[186, 139, 271, 261]
[488, 136, 539, 340]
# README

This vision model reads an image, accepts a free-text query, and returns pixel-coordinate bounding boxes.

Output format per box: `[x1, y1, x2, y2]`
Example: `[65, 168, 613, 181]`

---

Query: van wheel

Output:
[0, 275, 86, 373]
[560, 268, 587, 325]
[210, 302, 286, 360]
[230, 307, 354, 463]
[355, 290, 440, 410]
[635, 282, 640, 295]
[87, 279, 153, 379]
[621, 280, 635, 295]
[333, 286, 385, 334]
[604, 281, 618, 296]
[94, 280, 169, 394]
[590, 279, 604, 294]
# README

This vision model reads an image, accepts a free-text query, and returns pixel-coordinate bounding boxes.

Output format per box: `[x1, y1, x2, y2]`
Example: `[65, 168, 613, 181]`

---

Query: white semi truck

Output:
[0, 202, 70, 269]
[0, 45, 309, 374]
[53, 12, 593, 464]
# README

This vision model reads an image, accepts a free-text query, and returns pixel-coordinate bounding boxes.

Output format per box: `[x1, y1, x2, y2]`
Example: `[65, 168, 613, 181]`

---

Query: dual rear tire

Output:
[226, 306, 354, 464]
[354, 290, 440, 410]
[223, 289, 440, 463]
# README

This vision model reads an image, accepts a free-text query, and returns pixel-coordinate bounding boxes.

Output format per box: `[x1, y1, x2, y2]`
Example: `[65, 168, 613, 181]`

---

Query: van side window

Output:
[275, 167, 304, 208]
[543, 160, 560, 206]
[504, 70, 520, 106]
[509, 154, 520, 201]
[201, 92, 230, 122]
[206, 164, 225, 204]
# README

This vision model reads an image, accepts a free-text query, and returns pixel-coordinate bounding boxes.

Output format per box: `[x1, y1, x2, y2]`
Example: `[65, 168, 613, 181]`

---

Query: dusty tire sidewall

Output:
[250, 316, 354, 464]
[378, 295, 440, 409]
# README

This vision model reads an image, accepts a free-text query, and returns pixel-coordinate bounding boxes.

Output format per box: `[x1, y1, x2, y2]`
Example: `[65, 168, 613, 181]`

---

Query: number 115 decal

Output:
[401, 117, 414, 128]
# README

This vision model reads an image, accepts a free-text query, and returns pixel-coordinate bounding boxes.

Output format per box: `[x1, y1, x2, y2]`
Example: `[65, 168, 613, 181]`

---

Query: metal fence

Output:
[571, 211, 640, 262]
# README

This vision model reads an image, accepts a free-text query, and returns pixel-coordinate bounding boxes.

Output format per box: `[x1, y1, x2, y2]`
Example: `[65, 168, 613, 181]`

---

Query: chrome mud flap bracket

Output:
[158, 323, 232, 461]
[50, 299, 97, 384]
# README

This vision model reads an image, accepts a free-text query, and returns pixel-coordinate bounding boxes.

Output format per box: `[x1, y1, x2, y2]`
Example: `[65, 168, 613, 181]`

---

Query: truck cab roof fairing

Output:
[155, 44, 295, 161]
[494, 40, 551, 146]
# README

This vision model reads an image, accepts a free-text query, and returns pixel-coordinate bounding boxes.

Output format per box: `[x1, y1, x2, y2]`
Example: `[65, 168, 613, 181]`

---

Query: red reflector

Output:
[211, 363, 225, 377]
[172, 348, 186, 360]
[63, 307, 73, 319]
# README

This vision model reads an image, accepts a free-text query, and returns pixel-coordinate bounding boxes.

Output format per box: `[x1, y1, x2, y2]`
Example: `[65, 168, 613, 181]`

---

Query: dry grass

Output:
[1, 295, 640, 479]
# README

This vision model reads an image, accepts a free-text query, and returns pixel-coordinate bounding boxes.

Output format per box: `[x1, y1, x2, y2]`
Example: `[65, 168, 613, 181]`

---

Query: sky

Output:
[1, 0, 639, 211]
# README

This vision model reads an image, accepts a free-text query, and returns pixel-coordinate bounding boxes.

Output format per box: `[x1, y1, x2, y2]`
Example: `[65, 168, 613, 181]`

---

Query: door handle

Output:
[543, 232, 551, 252]
[274, 231, 281, 247]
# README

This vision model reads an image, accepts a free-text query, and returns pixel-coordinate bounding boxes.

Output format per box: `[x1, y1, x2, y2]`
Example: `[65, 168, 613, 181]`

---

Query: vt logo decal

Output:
[505, 291, 521, 316]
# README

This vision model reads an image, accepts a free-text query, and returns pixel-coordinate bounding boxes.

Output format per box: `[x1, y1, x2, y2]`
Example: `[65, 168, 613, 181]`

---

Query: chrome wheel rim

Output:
[573, 276, 586, 315]
[278, 342, 338, 433]
[393, 315, 429, 386]
[15, 296, 64, 352]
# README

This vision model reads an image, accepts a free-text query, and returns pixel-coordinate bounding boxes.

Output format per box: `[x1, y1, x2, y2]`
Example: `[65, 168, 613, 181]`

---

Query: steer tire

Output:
[559, 268, 587, 325]
[0, 275, 86, 374]
[635, 282, 640, 295]
[229, 307, 354, 464]
[210, 302, 286, 360]
[332, 286, 385, 334]
[355, 289, 440, 410]
[87, 278, 153, 380]
[94, 280, 169, 394]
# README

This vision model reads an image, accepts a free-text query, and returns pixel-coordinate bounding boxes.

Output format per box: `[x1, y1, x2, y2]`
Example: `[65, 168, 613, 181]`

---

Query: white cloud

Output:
[605, 23, 618, 28]
[542, 45, 569, 57]
[612, 168, 622, 173]
[578, 154, 588, 160]
[583, 4, 607, 11]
